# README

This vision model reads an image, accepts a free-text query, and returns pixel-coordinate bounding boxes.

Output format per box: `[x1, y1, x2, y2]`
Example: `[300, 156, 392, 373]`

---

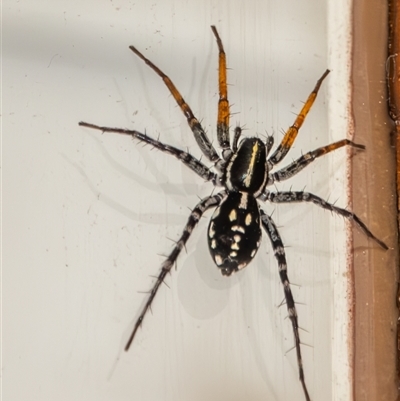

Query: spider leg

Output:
[260, 210, 310, 401]
[125, 191, 226, 351]
[267, 191, 388, 249]
[128, 45, 221, 165]
[232, 126, 242, 152]
[79, 122, 218, 184]
[211, 26, 231, 160]
[269, 139, 365, 184]
[268, 70, 330, 166]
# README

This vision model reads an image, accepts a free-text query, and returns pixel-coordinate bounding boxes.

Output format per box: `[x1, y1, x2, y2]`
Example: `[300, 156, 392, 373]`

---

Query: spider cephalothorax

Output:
[80, 26, 387, 401]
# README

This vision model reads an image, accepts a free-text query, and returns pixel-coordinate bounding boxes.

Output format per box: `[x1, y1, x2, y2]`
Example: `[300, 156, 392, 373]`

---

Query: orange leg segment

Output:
[211, 26, 230, 153]
[129, 45, 219, 162]
[268, 69, 330, 165]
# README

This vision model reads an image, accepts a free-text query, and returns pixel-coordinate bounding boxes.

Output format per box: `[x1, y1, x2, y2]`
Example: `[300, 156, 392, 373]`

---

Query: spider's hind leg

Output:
[124, 191, 225, 351]
[260, 210, 310, 401]
[267, 191, 388, 249]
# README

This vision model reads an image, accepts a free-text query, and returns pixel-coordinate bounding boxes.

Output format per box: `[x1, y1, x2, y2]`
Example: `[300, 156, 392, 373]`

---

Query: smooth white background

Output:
[3, 1, 347, 400]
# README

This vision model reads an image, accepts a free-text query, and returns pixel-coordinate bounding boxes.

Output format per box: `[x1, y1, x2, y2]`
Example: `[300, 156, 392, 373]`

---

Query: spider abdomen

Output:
[208, 191, 261, 276]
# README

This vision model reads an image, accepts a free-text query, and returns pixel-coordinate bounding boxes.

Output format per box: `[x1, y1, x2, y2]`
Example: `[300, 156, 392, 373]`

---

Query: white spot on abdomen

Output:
[215, 255, 223, 266]
[245, 213, 252, 226]
[229, 209, 237, 221]
[209, 222, 216, 238]
[231, 225, 245, 233]
[239, 192, 248, 209]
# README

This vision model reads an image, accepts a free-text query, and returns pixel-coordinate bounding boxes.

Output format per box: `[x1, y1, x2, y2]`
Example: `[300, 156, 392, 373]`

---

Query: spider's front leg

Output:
[79, 122, 219, 185]
[260, 210, 310, 401]
[124, 191, 225, 351]
[128, 43, 221, 166]
[269, 139, 365, 184]
[268, 70, 330, 166]
[211, 26, 232, 161]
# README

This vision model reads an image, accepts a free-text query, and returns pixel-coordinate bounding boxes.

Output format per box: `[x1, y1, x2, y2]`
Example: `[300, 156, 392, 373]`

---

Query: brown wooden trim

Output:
[352, 0, 398, 400]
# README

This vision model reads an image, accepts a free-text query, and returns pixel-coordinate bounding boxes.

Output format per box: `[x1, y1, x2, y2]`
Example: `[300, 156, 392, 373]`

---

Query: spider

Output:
[79, 26, 387, 401]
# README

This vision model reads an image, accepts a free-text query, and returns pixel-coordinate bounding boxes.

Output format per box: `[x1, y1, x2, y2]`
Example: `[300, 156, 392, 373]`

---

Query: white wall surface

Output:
[4, 1, 350, 400]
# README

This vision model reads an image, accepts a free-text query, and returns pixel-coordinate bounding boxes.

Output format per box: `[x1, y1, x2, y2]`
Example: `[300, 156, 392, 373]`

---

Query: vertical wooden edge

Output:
[388, 0, 400, 395]
[352, 0, 399, 400]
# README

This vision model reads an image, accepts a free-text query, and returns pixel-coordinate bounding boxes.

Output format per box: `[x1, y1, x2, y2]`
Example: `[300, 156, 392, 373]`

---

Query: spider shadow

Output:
[89, 132, 201, 196]
[70, 132, 210, 227]
[176, 225, 293, 399]
[177, 225, 233, 320]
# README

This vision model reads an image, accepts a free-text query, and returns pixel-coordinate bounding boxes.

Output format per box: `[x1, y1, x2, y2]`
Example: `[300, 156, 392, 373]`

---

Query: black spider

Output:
[79, 26, 387, 401]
